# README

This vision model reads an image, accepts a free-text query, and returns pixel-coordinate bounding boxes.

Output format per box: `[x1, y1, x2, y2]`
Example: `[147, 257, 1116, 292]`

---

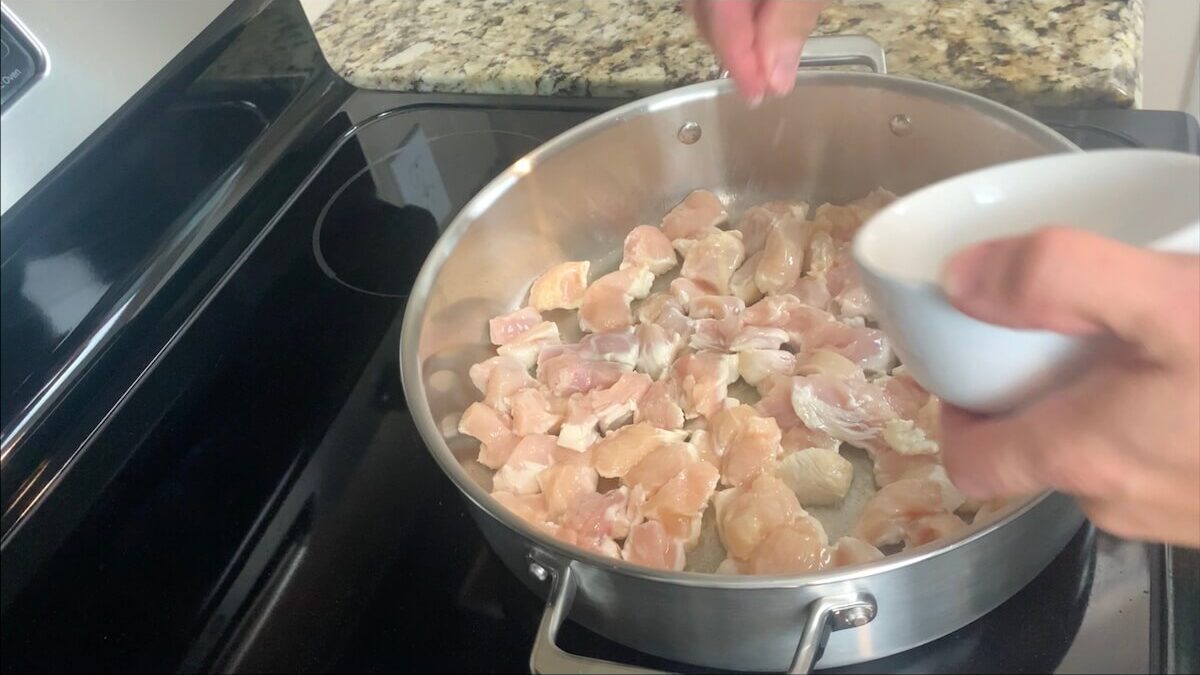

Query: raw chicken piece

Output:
[492, 433, 556, 494]
[638, 294, 694, 343]
[880, 367, 931, 420]
[592, 422, 688, 478]
[510, 388, 563, 436]
[680, 231, 746, 295]
[621, 225, 677, 274]
[780, 425, 840, 453]
[636, 380, 685, 431]
[641, 460, 720, 520]
[689, 314, 742, 352]
[689, 429, 722, 467]
[834, 284, 873, 321]
[492, 491, 552, 531]
[903, 512, 967, 548]
[792, 349, 863, 380]
[538, 463, 600, 518]
[634, 323, 684, 380]
[659, 513, 704, 549]
[480, 357, 538, 415]
[755, 217, 810, 296]
[743, 295, 841, 351]
[625, 442, 695, 494]
[805, 322, 893, 374]
[737, 349, 795, 386]
[538, 351, 628, 397]
[710, 405, 782, 487]
[578, 330, 641, 368]
[669, 351, 740, 419]
[744, 514, 830, 575]
[872, 448, 942, 487]
[776, 447, 853, 506]
[560, 486, 633, 544]
[729, 250, 765, 305]
[551, 442, 593, 467]
[669, 277, 718, 306]
[588, 371, 653, 430]
[815, 188, 895, 243]
[790, 374, 896, 449]
[622, 520, 686, 571]
[557, 394, 600, 452]
[497, 321, 562, 370]
[828, 536, 884, 567]
[853, 467, 966, 547]
[489, 307, 543, 346]
[460, 402, 520, 469]
[804, 229, 837, 277]
[468, 355, 528, 394]
[528, 261, 590, 311]
[579, 267, 655, 333]
[734, 205, 779, 256]
[882, 418, 939, 456]
[760, 200, 810, 220]
[661, 189, 728, 241]
[713, 473, 801, 560]
[754, 374, 804, 431]
[786, 275, 832, 311]
[689, 295, 745, 320]
[728, 326, 789, 352]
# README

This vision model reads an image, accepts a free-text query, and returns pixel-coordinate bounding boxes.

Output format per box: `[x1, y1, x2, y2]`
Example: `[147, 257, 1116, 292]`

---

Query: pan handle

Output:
[719, 34, 888, 77]
[527, 553, 878, 674]
[529, 559, 658, 674]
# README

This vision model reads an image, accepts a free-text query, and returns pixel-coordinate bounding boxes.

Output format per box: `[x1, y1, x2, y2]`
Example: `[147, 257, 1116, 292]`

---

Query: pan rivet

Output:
[529, 562, 549, 581]
[889, 114, 913, 136]
[839, 605, 875, 628]
[677, 121, 702, 144]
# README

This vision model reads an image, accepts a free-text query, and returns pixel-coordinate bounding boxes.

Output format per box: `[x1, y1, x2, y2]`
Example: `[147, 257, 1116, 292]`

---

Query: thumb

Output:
[941, 226, 1176, 344]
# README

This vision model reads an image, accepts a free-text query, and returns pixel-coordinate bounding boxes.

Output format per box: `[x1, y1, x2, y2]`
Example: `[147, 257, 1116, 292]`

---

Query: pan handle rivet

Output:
[529, 562, 549, 581]
[889, 114, 913, 136]
[837, 605, 875, 628]
[677, 121, 702, 144]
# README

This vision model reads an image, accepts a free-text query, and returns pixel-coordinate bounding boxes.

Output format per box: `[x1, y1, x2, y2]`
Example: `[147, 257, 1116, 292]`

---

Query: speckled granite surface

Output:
[312, 0, 1143, 108]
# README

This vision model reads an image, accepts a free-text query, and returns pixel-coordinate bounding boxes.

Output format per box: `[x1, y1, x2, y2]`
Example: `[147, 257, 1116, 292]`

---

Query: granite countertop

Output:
[312, 0, 1143, 108]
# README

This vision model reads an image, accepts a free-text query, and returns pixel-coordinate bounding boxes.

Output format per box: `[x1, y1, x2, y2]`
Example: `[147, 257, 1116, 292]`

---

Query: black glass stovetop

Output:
[3, 79, 1193, 671]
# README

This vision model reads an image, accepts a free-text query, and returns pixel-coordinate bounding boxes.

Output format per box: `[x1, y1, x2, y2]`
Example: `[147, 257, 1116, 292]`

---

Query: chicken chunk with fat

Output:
[622, 520, 686, 571]
[661, 190, 728, 241]
[488, 307, 543, 346]
[714, 473, 801, 560]
[776, 447, 853, 506]
[459, 402, 520, 469]
[621, 225, 677, 274]
[527, 261, 590, 311]
[578, 267, 655, 333]
[680, 231, 746, 296]
[592, 422, 688, 478]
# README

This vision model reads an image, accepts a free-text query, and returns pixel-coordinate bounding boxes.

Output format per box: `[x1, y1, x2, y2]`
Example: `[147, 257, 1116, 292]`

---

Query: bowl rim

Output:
[852, 148, 1200, 288]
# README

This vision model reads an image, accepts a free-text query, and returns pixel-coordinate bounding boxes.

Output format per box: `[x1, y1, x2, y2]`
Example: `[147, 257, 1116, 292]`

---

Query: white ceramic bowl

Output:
[853, 149, 1200, 413]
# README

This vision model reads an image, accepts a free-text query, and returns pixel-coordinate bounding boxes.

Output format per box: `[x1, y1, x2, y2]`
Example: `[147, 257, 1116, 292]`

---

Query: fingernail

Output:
[747, 92, 764, 108]
[770, 62, 795, 95]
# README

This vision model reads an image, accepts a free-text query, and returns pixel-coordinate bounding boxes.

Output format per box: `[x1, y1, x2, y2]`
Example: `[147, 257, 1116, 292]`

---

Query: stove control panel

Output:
[0, 13, 41, 109]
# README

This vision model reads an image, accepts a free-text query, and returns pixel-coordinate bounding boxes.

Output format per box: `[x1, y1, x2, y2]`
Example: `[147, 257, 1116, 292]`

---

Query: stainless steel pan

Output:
[401, 36, 1085, 672]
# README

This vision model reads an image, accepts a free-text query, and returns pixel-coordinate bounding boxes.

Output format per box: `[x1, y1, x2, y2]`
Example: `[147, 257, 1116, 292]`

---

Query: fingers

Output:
[940, 404, 1050, 500]
[940, 226, 1185, 351]
[704, 0, 768, 105]
[755, 0, 825, 95]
